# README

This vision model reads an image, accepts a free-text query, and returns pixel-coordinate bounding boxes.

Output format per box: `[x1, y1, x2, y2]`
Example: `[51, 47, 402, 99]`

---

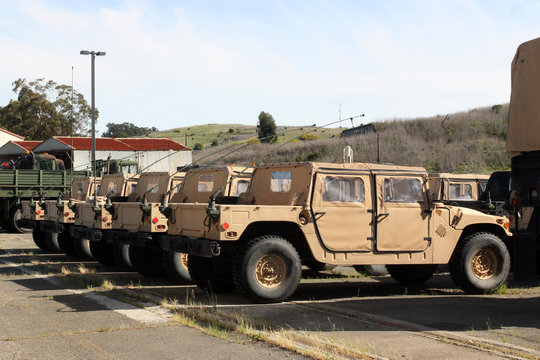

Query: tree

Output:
[0, 78, 93, 140]
[257, 111, 277, 143]
[101, 122, 158, 137]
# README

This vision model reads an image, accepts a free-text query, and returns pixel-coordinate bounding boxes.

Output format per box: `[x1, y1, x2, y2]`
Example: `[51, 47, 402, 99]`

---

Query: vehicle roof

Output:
[258, 161, 427, 174]
[429, 173, 490, 181]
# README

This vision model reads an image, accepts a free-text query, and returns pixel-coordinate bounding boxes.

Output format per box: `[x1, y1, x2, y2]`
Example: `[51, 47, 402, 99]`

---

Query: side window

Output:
[236, 180, 249, 195]
[322, 177, 364, 203]
[449, 183, 472, 200]
[384, 178, 424, 203]
[198, 174, 214, 192]
[130, 184, 137, 194]
[270, 171, 292, 193]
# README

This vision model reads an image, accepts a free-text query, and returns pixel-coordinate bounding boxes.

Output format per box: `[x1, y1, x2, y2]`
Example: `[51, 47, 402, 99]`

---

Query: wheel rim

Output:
[180, 253, 189, 270]
[471, 248, 498, 280]
[255, 254, 286, 288]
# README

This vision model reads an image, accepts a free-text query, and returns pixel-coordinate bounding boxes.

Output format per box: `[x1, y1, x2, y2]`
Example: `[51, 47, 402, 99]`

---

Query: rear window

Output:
[147, 180, 159, 193]
[270, 171, 292, 193]
[76, 182, 84, 195]
[198, 174, 214, 192]
[384, 178, 423, 203]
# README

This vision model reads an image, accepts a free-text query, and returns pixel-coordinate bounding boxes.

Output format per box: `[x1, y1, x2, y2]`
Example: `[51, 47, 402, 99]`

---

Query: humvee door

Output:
[375, 175, 430, 251]
[311, 172, 373, 251]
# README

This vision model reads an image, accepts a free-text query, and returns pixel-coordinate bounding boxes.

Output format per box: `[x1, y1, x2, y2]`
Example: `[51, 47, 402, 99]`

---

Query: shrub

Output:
[300, 134, 320, 141]
[193, 143, 204, 150]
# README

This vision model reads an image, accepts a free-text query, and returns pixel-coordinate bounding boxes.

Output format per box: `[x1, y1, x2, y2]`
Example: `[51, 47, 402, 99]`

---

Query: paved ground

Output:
[1, 232, 539, 360]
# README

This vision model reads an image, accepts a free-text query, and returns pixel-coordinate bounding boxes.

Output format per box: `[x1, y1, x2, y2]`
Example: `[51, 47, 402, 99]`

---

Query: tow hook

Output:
[210, 242, 221, 257]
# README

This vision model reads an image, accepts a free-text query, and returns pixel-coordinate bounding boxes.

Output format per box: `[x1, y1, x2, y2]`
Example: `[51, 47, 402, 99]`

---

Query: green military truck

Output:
[0, 152, 89, 232]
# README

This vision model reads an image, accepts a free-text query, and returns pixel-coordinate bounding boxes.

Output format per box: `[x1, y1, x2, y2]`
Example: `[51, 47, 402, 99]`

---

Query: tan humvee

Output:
[20, 196, 45, 223]
[110, 172, 185, 234]
[71, 174, 139, 240]
[157, 166, 253, 282]
[18, 195, 47, 250]
[43, 177, 101, 225]
[429, 173, 489, 202]
[102, 172, 184, 275]
[169, 162, 512, 303]
[67, 173, 138, 264]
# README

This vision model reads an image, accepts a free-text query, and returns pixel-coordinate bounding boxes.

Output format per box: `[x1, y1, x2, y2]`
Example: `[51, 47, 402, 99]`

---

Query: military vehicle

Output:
[70, 174, 139, 261]
[159, 166, 252, 282]
[104, 171, 184, 274]
[38, 177, 101, 256]
[429, 173, 489, 203]
[165, 161, 511, 303]
[507, 37, 540, 278]
[1, 152, 88, 232]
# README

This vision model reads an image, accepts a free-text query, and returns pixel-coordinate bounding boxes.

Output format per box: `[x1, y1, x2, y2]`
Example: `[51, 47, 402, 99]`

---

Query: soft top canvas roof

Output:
[507, 37, 540, 154]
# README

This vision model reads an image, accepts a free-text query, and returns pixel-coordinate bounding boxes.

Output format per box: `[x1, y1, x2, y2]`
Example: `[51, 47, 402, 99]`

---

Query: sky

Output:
[0, 0, 538, 136]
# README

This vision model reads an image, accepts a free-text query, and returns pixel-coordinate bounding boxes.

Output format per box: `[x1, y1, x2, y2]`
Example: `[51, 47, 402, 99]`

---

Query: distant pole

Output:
[339, 104, 342, 128]
[80, 50, 106, 205]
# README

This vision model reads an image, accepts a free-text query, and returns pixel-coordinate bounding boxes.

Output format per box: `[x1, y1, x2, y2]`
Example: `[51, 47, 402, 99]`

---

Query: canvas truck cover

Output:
[507, 37, 540, 154]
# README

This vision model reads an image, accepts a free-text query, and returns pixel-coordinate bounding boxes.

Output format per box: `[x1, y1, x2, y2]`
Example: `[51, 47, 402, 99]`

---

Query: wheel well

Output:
[239, 221, 311, 259]
[459, 224, 510, 248]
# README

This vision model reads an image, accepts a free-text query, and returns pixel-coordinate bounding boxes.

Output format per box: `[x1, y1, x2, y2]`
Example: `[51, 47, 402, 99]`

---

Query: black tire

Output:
[9, 208, 24, 233]
[188, 254, 235, 293]
[354, 264, 388, 276]
[449, 232, 510, 294]
[304, 259, 336, 272]
[58, 231, 78, 258]
[45, 232, 62, 253]
[74, 237, 94, 260]
[90, 240, 117, 266]
[113, 243, 133, 268]
[387, 264, 437, 284]
[128, 243, 165, 277]
[163, 250, 192, 283]
[32, 228, 50, 251]
[233, 235, 302, 303]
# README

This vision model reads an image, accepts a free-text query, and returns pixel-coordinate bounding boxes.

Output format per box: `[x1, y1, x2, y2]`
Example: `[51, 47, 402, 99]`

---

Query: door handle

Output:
[376, 213, 389, 222]
[314, 211, 326, 220]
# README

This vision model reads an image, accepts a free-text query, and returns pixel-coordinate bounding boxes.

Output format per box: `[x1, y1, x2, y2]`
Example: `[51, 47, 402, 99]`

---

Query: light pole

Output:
[80, 50, 106, 180]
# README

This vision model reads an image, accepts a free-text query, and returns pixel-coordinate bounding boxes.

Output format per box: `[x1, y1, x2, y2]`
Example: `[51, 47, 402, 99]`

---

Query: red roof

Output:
[13, 140, 41, 151]
[0, 128, 24, 139]
[118, 138, 189, 151]
[54, 137, 135, 151]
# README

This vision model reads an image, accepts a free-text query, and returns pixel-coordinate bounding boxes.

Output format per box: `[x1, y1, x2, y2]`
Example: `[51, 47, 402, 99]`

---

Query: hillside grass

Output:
[155, 123, 343, 149]
[153, 104, 510, 174]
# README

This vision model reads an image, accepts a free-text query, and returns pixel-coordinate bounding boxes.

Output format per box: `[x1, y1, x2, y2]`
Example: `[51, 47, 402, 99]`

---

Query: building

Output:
[32, 136, 191, 173]
[0, 140, 42, 163]
[340, 123, 377, 138]
[0, 128, 24, 147]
